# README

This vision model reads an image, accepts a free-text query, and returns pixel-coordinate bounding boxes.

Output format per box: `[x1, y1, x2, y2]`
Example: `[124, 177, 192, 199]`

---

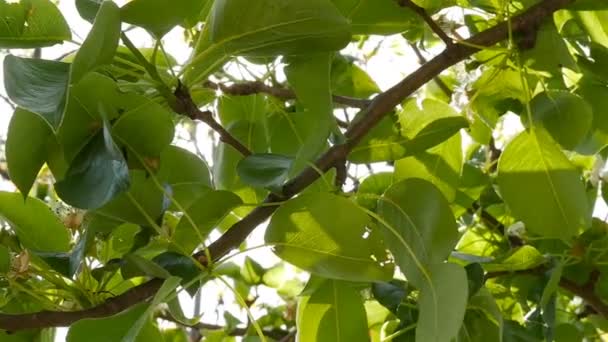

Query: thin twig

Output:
[398, 0, 454, 47]
[174, 82, 252, 157]
[205, 81, 372, 109]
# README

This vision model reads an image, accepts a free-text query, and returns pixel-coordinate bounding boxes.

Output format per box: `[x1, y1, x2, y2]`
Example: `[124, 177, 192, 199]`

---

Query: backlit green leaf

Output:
[266, 192, 394, 282]
[121, 0, 208, 37]
[331, 0, 420, 35]
[497, 128, 590, 239]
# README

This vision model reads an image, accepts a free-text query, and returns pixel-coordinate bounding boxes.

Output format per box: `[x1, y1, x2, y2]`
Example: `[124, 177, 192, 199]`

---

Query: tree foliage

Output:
[0, 0, 607, 341]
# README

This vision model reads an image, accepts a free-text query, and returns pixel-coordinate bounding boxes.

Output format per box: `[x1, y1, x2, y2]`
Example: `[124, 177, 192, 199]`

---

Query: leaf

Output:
[3, 55, 70, 129]
[241, 256, 265, 285]
[70, 1, 121, 84]
[218, 94, 268, 127]
[0, 192, 70, 252]
[172, 189, 242, 254]
[67, 303, 150, 342]
[371, 280, 408, 314]
[520, 20, 577, 74]
[348, 112, 407, 163]
[297, 279, 370, 342]
[356, 172, 393, 211]
[237, 153, 293, 190]
[394, 133, 462, 202]
[75, 0, 104, 22]
[376, 178, 459, 285]
[124, 254, 172, 279]
[399, 98, 468, 153]
[285, 54, 335, 175]
[0, 245, 10, 273]
[483, 246, 546, 272]
[112, 93, 175, 158]
[121, 0, 208, 37]
[497, 128, 589, 239]
[331, 0, 421, 35]
[184, 0, 351, 85]
[123, 277, 181, 341]
[55, 121, 130, 210]
[416, 263, 468, 342]
[0, 0, 71, 48]
[6, 108, 53, 196]
[529, 91, 592, 150]
[576, 81, 608, 154]
[265, 192, 394, 282]
[331, 55, 380, 98]
[457, 288, 503, 342]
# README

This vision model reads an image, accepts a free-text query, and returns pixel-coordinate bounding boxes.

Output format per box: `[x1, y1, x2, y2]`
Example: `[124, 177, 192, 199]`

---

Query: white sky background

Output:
[0, 2, 607, 341]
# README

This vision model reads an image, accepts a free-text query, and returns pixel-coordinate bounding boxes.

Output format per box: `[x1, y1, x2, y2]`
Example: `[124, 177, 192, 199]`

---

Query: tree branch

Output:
[174, 82, 252, 157]
[205, 80, 372, 109]
[409, 43, 453, 98]
[0, 0, 576, 331]
[398, 0, 454, 47]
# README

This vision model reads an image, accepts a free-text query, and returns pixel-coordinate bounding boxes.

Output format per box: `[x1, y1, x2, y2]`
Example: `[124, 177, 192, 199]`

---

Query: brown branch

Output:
[205, 80, 372, 109]
[174, 83, 252, 157]
[0, 0, 576, 331]
[486, 267, 608, 317]
[398, 0, 454, 47]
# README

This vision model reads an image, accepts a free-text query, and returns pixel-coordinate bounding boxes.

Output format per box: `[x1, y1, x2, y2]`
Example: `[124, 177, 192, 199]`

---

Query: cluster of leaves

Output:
[0, 0, 608, 341]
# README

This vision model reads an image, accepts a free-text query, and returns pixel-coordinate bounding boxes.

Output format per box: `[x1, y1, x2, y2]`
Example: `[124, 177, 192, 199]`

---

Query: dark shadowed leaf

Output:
[121, 0, 208, 37]
[3, 55, 70, 129]
[237, 153, 293, 190]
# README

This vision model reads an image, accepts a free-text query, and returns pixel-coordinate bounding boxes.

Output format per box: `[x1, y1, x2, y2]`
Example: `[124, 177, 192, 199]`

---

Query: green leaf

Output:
[348, 112, 407, 163]
[218, 94, 268, 127]
[297, 279, 370, 342]
[0, 245, 10, 273]
[265, 192, 394, 282]
[457, 288, 503, 342]
[417, 263, 468, 342]
[3, 55, 70, 129]
[0, 0, 71, 48]
[497, 128, 590, 239]
[70, 1, 121, 84]
[184, 0, 351, 85]
[285, 54, 335, 175]
[371, 280, 408, 314]
[75, 0, 104, 22]
[121, 0, 208, 37]
[399, 98, 468, 153]
[520, 20, 576, 74]
[576, 81, 608, 154]
[172, 190, 242, 254]
[529, 91, 592, 150]
[67, 303, 150, 342]
[394, 133, 462, 202]
[331, 55, 380, 98]
[356, 172, 393, 211]
[6, 108, 53, 196]
[377, 179, 459, 285]
[483, 246, 546, 272]
[331, 0, 420, 35]
[237, 153, 293, 190]
[112, 94, 175, 159]
[55, 121, 130, 210]
[241, 256, 265, 285]
[0, 192, 70, 252]
[124, 254, 172, 279]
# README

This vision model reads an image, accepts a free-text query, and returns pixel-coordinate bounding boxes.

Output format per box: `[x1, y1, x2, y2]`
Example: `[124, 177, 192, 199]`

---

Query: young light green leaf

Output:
[530, 91, 592, 150]
[417, 263, 468, 342]
[184, 0, 350, 85]
[497, 128, 590, 239]
[3, 55, 70, 129]
[297, 279, 370, 342]
[55, 121, 130, 210]
[70, 1, 121, 84]
[331, 55, 380, 98]
[377, 178, 459, 285]
[395, 133, 462, 202]
[0, 0, 71, 48]
[482, 246, 546, 272]
[6, 108, 54, 196]
[0, 192, 70, 253]
[121, 0, 208, 37]
[266, 192, 394, 282]
[237, 153, 293, 190]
